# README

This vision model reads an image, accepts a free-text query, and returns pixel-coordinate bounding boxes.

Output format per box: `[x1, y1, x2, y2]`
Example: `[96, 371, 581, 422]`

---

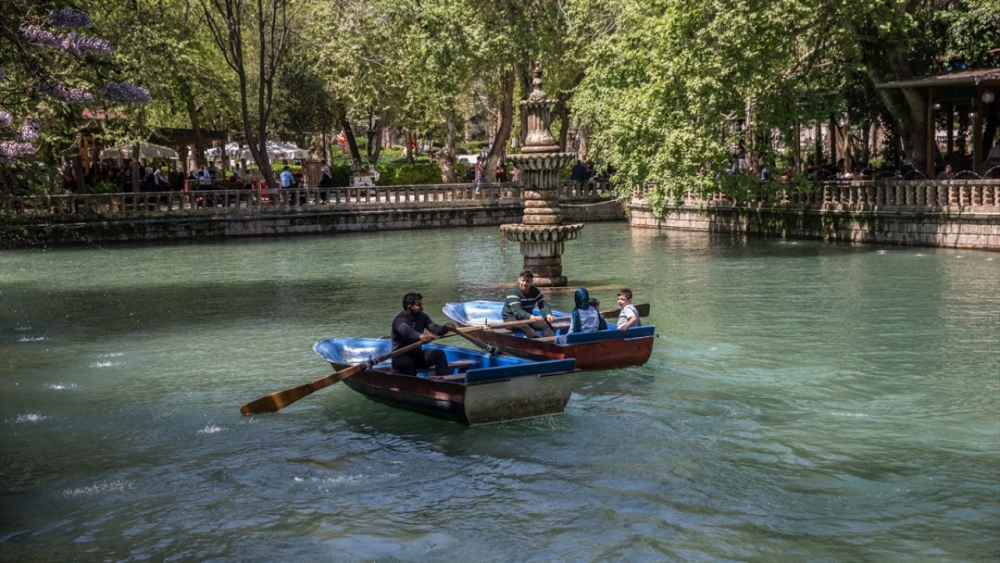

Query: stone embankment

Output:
[630, 179, 1000, 251]
[0, 181, 625, 247]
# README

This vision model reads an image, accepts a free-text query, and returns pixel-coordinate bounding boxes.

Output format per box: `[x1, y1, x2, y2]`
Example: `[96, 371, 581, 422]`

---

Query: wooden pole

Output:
[973, 88, 984, 174]
[926, 87, 936, 177]
[947, 102, 954, 162]
[794, 117, 801, 173]
[829, 114, 837, 169]
[844, 113, 852, 174]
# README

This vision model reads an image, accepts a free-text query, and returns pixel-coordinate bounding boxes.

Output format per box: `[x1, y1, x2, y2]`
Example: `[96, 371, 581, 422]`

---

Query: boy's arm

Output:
[619, 304, 638, 330]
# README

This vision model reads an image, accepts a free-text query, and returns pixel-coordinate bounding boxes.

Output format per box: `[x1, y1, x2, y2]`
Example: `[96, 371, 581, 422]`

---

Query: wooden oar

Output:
[544, 304, 651, 326]
[240, 339, 428, 416]
[239, 321, 535, 416]
[600, 302, 650, 319]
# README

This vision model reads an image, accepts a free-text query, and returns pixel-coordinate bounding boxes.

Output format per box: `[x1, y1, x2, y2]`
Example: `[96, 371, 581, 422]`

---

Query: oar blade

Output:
[240, 364, 364, 416]
[601, 303, 651, 319]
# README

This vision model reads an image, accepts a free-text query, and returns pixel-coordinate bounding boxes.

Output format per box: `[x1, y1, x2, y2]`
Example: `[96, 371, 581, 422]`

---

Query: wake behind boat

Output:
[313, 337, 577, 425]
[443, 301, 655, 370]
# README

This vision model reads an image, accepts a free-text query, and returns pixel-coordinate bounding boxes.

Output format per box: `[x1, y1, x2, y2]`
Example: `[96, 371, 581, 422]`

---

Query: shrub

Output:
[379, 163, 443, 186]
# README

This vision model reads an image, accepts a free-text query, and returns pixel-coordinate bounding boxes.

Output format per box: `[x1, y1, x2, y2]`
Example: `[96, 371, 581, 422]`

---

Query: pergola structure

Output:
[79, 126, 227, 173]
[877, 67, 1000, 177]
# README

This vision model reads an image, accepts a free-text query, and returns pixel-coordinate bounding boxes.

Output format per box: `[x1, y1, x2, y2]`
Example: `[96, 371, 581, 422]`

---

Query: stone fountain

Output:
[501, 62, 583, 287]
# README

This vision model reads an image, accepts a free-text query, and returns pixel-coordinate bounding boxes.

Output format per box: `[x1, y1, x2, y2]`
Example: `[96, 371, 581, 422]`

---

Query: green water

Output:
[1, 224, 997, 562]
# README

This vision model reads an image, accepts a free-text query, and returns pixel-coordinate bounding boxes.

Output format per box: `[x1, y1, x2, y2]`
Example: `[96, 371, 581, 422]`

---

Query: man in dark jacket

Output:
[501, 269, 556, 338]
[391, 293, 456, 376]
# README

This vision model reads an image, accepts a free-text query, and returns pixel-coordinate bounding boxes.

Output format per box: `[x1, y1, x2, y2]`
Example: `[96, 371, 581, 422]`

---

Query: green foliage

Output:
[573, 0, 999, 206]
[377, 163, 443, 186]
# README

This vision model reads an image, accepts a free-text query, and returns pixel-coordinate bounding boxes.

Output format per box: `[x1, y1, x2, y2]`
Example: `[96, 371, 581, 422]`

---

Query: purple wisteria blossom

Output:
[61, 33, 114, 57]
[99, 82, 151, 104]
[21, 25, 113, 57]
[19, 118, 41, 141]
[20, 24, 62, 49]
[0, 68, 5, 82]
[0, 141, 38, 163]
[0, 111, 11, 128]
[47, 9, 94, 29]
[37, 80, 94, 103]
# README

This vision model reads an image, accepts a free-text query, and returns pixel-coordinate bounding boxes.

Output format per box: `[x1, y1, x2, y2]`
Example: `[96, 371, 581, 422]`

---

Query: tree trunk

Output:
[405, 132, 416, 165]
[860, 31, 934, 172]
[556, 101, 570, 152]
[71, 154, 86, 194]
[131, 143, 141, 193]
[339, 110, 362, 164]
[577, 122, 592, 161]
[436, 109, 459, 183]
[182, 81, 206, 167]
[365, 110, 385, 165]
[484, 70, 516, 183]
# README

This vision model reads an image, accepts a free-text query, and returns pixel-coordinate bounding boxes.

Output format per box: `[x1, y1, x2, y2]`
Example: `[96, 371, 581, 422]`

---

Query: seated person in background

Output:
[616, 288, 642, 330]
[391, 293, 456, 376]
[502, 269, 555, 338]
[557, 288, 607, 344]
[987, 140, 1000, 167]
[937, 164, 955, 180]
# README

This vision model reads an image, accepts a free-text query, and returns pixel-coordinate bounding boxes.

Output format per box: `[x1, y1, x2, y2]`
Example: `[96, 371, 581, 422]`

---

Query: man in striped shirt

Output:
[501, 269, 556, 338]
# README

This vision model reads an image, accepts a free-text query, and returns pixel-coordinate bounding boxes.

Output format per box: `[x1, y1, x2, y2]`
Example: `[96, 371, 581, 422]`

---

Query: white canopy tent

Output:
[100, 142, 178, 160]
[238, 141, 309, 161]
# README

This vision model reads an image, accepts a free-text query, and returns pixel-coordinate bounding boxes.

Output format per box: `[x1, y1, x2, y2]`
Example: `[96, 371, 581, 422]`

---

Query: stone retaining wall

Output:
[1, 180, 627, 247]
[630, 180, 1000, 250]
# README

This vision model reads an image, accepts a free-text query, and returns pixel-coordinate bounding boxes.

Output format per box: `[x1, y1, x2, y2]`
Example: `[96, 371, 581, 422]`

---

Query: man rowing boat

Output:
[391, 293, 456, 376]
[501, 269, 555, 338]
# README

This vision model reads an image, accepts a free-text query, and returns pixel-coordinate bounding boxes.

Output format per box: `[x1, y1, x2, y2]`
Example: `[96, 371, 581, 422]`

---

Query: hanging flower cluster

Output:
[61, 32, 115, 57]
[4, 10, 149, 165]
[19, 118, 41, 141]
[1, 141, 37, 163]
[20, 25, 114, 57]
[20, 24, 62, 49]
[99, 82, 151, 104]
[37, 80, 95, 103]
[47, 8, 94, 29]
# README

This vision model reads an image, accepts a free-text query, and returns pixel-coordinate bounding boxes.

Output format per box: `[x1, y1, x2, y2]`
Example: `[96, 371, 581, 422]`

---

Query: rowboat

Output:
[312, 337, 577, 425]
[442, 301, 655, 370]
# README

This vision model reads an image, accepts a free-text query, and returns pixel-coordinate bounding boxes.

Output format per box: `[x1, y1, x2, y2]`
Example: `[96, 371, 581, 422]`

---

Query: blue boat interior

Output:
[444, 301, 654, 343]
[443, 301, 570, 328]
[313, 338, 575, 382]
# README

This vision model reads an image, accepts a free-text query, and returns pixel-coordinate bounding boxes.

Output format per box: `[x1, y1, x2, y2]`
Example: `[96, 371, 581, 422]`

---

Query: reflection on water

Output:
[1, 225, 998, 561]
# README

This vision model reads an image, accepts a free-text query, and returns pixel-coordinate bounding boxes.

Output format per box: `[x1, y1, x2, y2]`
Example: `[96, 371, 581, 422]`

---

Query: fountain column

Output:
[500, 63, 583, 287]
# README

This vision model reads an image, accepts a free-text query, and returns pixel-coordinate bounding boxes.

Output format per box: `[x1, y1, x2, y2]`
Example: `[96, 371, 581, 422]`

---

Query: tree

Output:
[1, 2, 150, 193]
[200, 0, 296, 188]
[573, 0, 999, 212]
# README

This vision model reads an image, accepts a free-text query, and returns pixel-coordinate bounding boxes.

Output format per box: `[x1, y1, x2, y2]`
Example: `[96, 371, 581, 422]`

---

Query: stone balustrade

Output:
[632, 179, 1000, 212]
[630, 179, 1000, 250]
[1, 182, 528, 219]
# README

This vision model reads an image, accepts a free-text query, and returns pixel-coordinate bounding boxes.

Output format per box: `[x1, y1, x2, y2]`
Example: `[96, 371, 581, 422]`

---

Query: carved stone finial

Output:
[528, 61, 547, 102]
